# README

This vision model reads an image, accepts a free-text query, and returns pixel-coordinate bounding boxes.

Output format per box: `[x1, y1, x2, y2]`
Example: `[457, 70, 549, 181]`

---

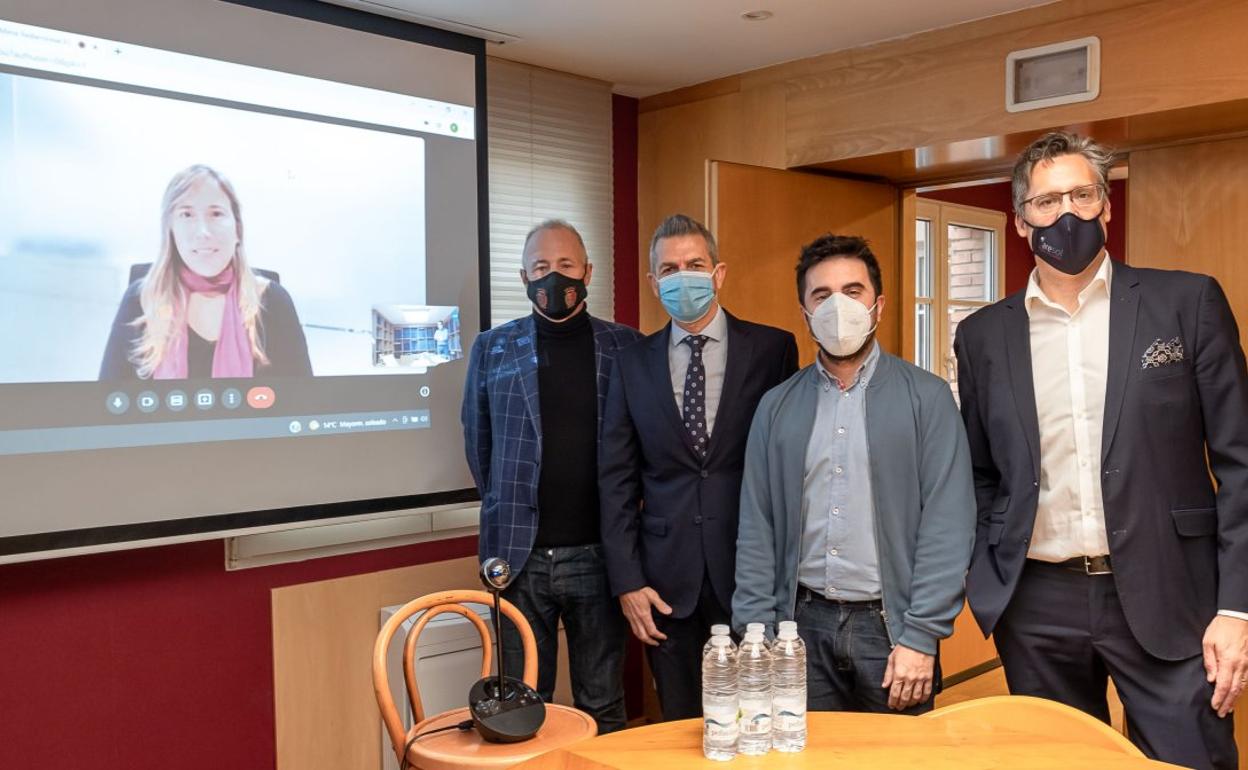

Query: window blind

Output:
[486, 57, 614, 326]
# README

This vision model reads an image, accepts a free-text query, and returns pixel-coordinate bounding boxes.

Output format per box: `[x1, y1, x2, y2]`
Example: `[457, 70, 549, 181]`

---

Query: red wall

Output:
[0, 536, 477, 769]
[920, 178, 1127, 295]
[612, 94, 640, 328]
[0, 95, 646, 770]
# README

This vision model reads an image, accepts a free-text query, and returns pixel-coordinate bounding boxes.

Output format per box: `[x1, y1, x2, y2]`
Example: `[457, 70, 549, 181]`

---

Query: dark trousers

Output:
[795, 588, 936, 714]
[500, 544, 628, 733]
[995, 560, 1238, 770]
[646, 573, 730, 721]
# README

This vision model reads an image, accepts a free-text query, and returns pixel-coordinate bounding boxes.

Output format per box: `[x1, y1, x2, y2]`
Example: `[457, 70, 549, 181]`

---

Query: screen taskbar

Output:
[0, 409, 431, 456]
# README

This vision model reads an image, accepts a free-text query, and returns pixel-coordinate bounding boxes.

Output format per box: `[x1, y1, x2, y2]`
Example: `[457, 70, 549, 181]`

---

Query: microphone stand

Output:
[490, 586, 507, 700]
[469, 557, 545, 742]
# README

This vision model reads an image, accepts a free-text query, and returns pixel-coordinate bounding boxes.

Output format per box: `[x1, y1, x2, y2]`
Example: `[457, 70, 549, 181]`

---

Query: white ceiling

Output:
[322, 0, 1054, 97]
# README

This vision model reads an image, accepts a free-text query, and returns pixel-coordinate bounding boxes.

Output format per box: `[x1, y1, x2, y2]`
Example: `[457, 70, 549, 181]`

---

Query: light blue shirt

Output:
[669, 306, 728, 436]
[797, 342, 881, 600]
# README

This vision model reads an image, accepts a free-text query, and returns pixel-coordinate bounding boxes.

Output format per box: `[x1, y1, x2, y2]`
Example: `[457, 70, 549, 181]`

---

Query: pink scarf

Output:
[154, 264, 255, 379]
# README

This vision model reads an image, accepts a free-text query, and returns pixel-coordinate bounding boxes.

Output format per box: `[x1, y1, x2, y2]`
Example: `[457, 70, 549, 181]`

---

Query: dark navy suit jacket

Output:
[599, 311, 798, 618]
[462, 313, 643, 573]
[955, 262, 1248, 660]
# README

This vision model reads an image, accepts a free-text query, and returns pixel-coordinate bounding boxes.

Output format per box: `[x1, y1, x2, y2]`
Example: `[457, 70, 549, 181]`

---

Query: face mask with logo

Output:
[526, 270, 587, 321]
[806, 292, 878, 358]
[1029, 211, 1105, 275]
[658, 270, 716, 324]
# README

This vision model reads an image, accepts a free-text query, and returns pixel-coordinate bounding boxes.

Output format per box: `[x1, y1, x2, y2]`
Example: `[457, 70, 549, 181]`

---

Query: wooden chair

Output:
[922, 694, 1144, 757]
[372, 590, 597, 770]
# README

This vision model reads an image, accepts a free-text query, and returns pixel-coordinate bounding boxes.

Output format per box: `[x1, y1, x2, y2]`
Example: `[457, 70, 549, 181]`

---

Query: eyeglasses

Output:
[1019, 184, 1106, 226]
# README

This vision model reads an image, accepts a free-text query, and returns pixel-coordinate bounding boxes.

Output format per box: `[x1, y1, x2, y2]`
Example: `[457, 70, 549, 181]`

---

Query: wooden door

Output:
[709, 161, 899, 367]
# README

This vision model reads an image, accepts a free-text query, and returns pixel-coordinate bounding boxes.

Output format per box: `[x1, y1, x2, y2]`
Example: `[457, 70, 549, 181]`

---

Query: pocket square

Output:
[1141, 336, 1185, 369]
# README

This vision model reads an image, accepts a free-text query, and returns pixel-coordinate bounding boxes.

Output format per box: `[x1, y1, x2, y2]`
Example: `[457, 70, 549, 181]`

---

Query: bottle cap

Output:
[710, 624, 730, 638]
[777, 621, 798, 640]
[710, 635, 732, 648]
[746, 622, 764, 634]
[743, 630, 765, 644]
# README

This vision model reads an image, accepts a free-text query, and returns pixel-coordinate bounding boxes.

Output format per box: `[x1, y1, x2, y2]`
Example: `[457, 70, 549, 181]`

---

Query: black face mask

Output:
[1029, 211, 1106, 276]
[526, 270, 587, 320]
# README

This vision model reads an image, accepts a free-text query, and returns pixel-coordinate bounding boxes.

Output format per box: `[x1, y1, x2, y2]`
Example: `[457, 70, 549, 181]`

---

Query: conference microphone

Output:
[468, 557, 546, 743]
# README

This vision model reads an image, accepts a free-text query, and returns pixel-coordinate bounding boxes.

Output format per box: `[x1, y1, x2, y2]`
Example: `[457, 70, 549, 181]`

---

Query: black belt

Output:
[797, 586, 882, 608]
[1030, 554, 1113, 575]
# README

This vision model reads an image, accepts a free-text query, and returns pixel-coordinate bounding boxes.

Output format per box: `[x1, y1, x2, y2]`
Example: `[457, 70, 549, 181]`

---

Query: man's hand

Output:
[619, 587, 672, 646]
[1203, 614, 1248, 718]
[882, 645, 936, 710]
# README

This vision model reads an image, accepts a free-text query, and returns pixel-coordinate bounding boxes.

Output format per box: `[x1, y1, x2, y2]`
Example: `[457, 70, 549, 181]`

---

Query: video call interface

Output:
[0, 18, 478, 458]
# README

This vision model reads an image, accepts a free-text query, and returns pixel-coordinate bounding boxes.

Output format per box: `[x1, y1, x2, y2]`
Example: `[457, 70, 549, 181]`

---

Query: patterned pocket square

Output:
[1141, 336, 1185, 369]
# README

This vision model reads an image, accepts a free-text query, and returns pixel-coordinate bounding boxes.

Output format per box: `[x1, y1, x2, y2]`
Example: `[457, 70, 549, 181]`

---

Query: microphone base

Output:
[468, 676, 546, 743]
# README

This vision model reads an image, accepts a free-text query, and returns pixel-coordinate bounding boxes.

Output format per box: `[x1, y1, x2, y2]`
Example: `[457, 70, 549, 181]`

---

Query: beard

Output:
[815, 330, 876, 363]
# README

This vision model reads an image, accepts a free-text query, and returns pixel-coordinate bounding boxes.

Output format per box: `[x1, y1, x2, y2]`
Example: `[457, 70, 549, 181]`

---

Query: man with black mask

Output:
[733, 234, 975, 715]
[462, 219, 642, 733]
[955, 132, 1248, 769]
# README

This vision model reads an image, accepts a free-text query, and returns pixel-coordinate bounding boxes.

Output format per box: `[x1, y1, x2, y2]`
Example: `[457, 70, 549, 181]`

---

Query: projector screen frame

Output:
[0, 0, 489, 562]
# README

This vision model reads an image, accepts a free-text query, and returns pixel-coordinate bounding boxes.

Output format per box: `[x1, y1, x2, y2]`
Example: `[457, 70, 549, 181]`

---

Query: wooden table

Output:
[511, 710, 1180, 769]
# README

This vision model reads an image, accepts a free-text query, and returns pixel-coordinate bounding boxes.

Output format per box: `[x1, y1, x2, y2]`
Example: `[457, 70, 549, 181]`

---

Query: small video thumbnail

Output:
[371, 304, 463, 371]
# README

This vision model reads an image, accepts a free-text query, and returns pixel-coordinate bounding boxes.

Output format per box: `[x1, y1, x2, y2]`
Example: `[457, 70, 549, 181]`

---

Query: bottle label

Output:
[739, 695, 772, 736]
[703, 701, 739, 741]
[772, 693, 806, 731]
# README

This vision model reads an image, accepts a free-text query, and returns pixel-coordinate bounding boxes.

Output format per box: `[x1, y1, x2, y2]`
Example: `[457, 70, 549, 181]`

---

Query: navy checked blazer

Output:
[462, 313, 644, 573]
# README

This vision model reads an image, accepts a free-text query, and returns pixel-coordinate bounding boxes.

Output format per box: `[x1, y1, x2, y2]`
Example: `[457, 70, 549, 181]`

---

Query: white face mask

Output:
[805, 292, 878, 358]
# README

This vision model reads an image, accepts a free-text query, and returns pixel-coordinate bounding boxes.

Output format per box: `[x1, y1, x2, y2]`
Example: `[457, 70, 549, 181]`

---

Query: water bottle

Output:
[702, 636, 738, 761]
[702, 624, 736, 659]
[770, 620, 807, 752]
[736, 629, 772, 755]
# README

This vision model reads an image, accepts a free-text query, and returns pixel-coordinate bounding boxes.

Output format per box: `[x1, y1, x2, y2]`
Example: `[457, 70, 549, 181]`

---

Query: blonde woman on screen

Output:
[100, 165, 312, 380]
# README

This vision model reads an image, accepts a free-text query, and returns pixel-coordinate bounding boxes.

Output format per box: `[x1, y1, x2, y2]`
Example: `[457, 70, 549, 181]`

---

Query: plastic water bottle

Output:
[702, 624, 736, 659]
[770, 620, 807, 752]
[702, 636, 738, 761]
[737, 629, 772, 755]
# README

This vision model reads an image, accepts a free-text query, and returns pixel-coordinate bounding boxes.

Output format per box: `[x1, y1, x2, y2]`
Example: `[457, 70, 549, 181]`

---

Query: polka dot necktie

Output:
[682, 335, 709, 459]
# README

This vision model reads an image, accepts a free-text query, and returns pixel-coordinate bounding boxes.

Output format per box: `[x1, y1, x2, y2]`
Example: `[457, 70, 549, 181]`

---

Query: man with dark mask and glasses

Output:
[955, 132, 1248, 768]
[462, 219, 642, 733]
[733, 234, 975, 714]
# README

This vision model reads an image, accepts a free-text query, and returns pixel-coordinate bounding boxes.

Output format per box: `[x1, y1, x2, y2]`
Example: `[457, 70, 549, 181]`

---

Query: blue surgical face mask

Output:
[658, 270, 716, 324]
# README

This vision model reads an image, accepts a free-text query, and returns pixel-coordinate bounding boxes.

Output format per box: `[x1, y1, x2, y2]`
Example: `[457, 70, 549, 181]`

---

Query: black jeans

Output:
[795, 589, 936, 714]
[996, 560, 1237, 770]
[500, 544, 628, 733]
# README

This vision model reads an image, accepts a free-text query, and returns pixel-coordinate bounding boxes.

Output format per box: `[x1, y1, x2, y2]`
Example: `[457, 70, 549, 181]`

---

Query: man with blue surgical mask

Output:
[600, 213, 798, 719]
[734, 233, 975, 715]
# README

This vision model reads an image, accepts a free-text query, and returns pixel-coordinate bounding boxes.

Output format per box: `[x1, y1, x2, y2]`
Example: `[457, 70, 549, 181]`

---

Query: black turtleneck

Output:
[533, 308, 600, 547]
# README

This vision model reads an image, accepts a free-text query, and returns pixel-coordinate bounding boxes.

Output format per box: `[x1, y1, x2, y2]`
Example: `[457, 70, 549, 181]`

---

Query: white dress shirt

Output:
[1025, 257, 1246, 620]
[669, 306, 728, 436]
[1025, 256, 1112, 562]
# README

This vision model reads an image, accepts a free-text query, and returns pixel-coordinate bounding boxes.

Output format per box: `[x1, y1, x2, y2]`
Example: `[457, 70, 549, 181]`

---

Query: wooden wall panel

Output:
[1128, 137, 1248, 349]
[785, 0, 1248, 167]
[710, 161, 899, 365]
[1128, 135, 1248, 768]
[273, 556, 480, 770]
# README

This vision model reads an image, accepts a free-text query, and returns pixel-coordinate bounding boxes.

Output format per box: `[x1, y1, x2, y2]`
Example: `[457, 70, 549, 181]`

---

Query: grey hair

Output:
[648, 213, 719, 273]
[1011, 131, 1115, 213]
[522, 219, 588, 263]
